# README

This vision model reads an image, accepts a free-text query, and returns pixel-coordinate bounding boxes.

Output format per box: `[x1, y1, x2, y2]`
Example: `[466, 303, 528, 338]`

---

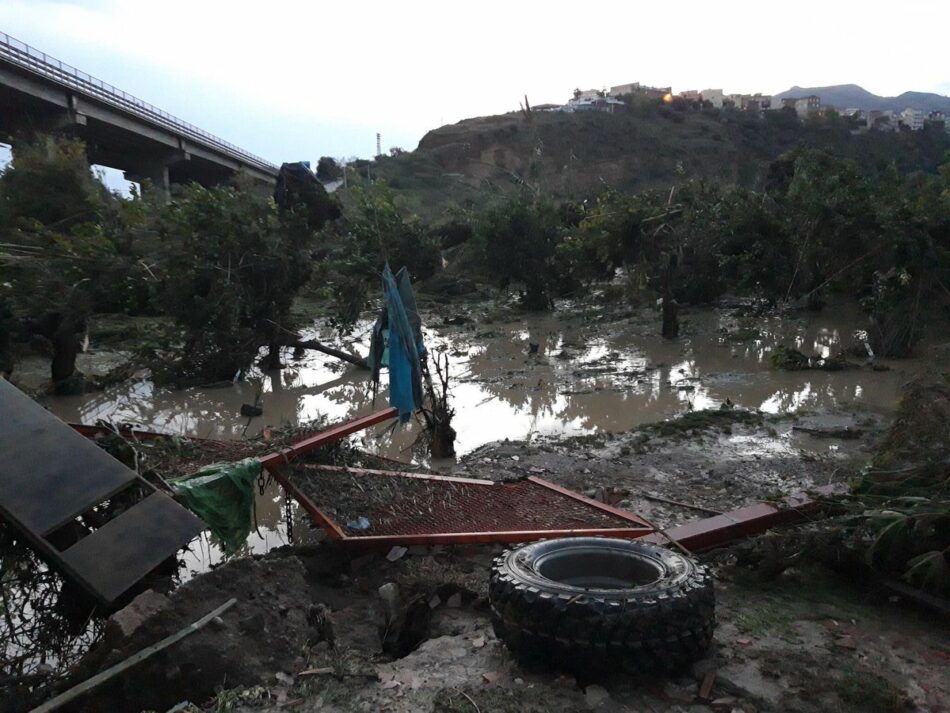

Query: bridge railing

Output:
[0, 31, 278, 174]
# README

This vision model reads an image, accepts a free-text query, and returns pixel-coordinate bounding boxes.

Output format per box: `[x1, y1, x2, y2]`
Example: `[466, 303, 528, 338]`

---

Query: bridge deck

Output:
[0, 379, 205, 605]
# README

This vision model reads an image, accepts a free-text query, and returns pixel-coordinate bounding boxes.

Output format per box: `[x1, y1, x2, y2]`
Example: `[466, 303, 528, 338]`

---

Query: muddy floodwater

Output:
[36, 299, 940, 570]
[47, 300, 928, 455]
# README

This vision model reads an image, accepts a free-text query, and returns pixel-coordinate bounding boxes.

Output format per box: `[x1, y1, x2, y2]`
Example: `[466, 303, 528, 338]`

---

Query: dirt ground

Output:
[72, 538, 948, 713]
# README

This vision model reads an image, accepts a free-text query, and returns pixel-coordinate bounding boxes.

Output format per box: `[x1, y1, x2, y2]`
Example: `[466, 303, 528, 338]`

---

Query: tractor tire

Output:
[489, 537, 715, 672]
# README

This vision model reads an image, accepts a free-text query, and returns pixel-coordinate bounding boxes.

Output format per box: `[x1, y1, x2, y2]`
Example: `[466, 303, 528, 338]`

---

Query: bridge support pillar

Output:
[123, 162, 170, 200]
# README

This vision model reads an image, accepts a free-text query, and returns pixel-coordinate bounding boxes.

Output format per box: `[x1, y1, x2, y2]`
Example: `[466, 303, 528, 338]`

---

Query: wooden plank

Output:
[60, 492, 205, 604]
[0, 379, 137, 535]
[30, 598, 237, 713]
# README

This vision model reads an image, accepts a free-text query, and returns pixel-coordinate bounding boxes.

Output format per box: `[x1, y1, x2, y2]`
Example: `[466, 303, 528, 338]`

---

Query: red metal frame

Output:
[259, 407, 398, 471]
[275, 464, 654, 545]
[642, 484, 847, 552]
[527, 476, 654, 530]
[72, 415, 845, 553]
[271, 467, 348, 540]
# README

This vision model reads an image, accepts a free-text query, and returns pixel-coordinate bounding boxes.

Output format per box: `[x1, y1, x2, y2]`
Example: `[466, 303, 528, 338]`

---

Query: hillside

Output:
[351, 104, 950, 220]
[774, 84, 950, 112]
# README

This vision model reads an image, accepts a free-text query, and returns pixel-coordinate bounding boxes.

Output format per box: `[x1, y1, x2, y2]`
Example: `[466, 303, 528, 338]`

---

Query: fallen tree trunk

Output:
[278, 337, 368, 369]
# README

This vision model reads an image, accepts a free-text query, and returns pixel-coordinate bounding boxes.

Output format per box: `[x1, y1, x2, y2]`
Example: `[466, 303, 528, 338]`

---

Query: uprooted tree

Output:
[154, 165, 347, 384]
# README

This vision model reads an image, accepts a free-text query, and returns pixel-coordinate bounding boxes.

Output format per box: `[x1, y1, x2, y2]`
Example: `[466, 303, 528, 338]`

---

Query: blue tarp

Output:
[369, 265, 425, 422]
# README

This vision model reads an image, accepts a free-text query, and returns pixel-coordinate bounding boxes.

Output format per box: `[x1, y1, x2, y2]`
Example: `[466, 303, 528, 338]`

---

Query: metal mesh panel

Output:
[284, 466, 651, 541]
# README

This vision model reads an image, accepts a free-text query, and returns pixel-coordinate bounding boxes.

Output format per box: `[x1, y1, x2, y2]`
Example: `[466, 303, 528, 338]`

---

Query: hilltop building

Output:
[609, 82, 672, 101]
[899, 108, 925, 131]
[782, 95, 821, 117]
[700, 89, 724, 108]
[726, 93, 772, 111]
[565, 88, 625, 113]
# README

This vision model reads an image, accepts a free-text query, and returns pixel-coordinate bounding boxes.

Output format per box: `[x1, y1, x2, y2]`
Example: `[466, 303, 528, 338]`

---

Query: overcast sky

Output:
[1, 0, 949, 165]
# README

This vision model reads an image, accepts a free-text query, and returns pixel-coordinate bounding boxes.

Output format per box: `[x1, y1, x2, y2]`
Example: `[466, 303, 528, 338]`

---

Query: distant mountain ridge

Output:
[774, 84, 950, 113]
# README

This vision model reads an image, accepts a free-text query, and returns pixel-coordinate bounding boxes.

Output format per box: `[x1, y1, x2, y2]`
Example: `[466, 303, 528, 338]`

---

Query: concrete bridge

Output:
[0, 32, 278, 193]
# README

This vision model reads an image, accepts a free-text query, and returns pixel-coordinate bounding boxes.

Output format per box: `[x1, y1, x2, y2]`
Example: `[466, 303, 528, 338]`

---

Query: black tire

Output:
[489, 538, 715, 672]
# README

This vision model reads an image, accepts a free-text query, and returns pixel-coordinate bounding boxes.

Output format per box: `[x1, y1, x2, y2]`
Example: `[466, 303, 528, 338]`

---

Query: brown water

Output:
[40, 300, 938, 572]
[48, 301, 927, 456]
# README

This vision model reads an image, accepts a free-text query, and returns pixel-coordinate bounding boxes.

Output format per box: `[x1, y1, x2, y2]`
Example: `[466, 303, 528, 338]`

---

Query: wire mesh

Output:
[284, 466, 651, 540]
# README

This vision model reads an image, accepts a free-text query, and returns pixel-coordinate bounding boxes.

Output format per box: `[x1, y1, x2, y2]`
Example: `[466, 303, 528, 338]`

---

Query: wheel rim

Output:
[533, 545, 666, 589]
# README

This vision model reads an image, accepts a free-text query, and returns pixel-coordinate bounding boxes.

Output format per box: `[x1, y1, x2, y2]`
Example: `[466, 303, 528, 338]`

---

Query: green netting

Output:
[170, 458, 261, 554]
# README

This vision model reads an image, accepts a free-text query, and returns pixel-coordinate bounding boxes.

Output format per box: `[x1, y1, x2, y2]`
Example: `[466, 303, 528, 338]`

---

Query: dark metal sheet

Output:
[60, 492, 205, 604]
[0, 379, 137, 535]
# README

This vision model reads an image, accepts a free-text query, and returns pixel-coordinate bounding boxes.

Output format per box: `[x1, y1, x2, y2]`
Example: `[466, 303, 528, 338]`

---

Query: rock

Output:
[584, 684, 610, 709]
[834, 635, 857, 650]
[710, 697, 738, 710]
[446, 592, 462, 608]
[240, 403, 263, 417]
[105, 590, 170, 640]
[386, 546, 408, 562]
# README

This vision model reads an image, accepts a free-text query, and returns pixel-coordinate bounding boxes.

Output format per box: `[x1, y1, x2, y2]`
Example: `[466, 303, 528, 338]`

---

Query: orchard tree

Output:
[0, 135, 118, 392]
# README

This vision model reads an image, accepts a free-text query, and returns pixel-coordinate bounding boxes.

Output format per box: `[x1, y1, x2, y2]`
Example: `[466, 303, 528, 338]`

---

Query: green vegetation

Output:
[638, 407, 762, 439]
[362, 108, 950, 219]
[316, 181, 440, 334]
[476, 198, 573, 309]
[0, 135, 154, 391]
[0, 136, 340, 388]
[836, 670, 910, 713]
[3, 113, 949, 392]
[733, 599, 793, 635]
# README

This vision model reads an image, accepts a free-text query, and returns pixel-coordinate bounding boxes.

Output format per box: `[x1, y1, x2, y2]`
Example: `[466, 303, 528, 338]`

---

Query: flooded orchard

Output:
[28, 296, 934, 568]
[6, 295, 948, 713]
[47, 299, 923, 457]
